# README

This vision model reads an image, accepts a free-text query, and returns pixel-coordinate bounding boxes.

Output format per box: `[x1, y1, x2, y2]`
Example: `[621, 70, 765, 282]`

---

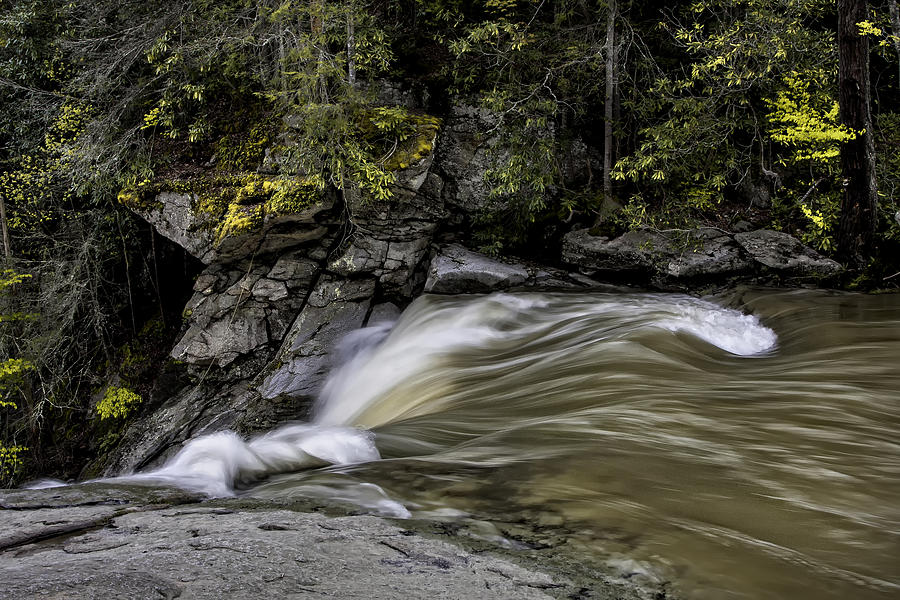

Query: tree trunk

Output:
[837, 0, 877, 267]
[0, 194, 10, 262]
[602, 0, 617, 206]
[347, 2, 357, 87]
[888, 0, 900, 84]
[310, 0, 328, 102]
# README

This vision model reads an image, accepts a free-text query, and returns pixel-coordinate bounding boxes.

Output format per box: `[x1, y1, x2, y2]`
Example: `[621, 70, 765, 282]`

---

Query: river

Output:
[124, 288, 900, 599]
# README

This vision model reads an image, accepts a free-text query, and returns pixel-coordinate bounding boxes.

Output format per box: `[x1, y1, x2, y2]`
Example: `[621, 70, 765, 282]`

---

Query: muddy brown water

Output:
[246, 289, 899, 599]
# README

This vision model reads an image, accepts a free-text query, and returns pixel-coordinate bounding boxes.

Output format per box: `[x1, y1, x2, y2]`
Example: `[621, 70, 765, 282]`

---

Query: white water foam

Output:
[121, 424, 379, 497]
[316, 292, 777, 427]
[653, 297, 777, 356]
[24, 478, 68, 490]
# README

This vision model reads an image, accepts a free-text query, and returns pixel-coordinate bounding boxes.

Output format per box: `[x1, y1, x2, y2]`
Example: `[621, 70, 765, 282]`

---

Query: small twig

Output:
[379, 540, 410, 557]
[797, 176, 827, 205]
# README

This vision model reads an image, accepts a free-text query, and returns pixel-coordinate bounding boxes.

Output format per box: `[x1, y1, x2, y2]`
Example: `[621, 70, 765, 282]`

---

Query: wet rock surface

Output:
[0, 485, 656, 600]
[258, 277, 375, 401]
[425, 244, 529, 293]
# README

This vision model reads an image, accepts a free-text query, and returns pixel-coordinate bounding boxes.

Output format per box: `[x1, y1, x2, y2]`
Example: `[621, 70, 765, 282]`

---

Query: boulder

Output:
[563, 227, 840, 283]
[424, 244, 529, 293]
[663, 229, 753, 278]
[562, 228, 668, 273]
[563, 228, 752, 279]
[734, 230, 843, 276]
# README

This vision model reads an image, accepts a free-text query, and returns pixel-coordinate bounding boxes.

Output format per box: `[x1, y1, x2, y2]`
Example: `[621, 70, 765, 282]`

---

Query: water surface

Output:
[141, 289, 900, 599]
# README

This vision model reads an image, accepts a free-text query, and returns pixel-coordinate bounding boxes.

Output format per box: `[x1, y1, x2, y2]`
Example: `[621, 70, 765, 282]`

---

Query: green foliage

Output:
[602, 0, 876, 255]
[798, 190, 840, 252]
[0, 443, 27, 484]
[0, 271, 33, 410]
[0, 269, 31, 291]
[214, 117, 277, 173]
[377, 112, 441, 171]
[766, 71, 856, 168]
[0, 269, 33, 485]
[0, 100, 92, 233]
[439, 1, 608, 243]
[0, 358, 33, 410]
[875, 112, 900, 244]
[96, 385, 141, 420]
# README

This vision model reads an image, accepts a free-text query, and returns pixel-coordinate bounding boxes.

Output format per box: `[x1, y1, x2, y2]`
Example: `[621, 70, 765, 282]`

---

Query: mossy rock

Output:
[117, 180, 164, 212]
[120, 171, 325, 246]
[383, 114, 441, 172]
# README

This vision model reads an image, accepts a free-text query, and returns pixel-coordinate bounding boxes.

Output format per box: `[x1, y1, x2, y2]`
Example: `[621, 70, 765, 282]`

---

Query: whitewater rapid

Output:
[91, 292, 776, 498]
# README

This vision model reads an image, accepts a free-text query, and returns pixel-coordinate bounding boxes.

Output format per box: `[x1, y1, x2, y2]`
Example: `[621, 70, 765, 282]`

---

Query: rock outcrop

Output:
[102, 111, 448, 473]
[562, 227, 842, 285]
[172, 253, 320, 367]
[258, 276, 375, 401]
[120, 180, 336, 265]
[329, 117, 444, 299]
[424, 244, 601, 293]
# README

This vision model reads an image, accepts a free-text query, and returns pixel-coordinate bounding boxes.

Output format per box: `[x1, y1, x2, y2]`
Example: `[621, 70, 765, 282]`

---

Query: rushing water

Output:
[117, 288, 899, 598]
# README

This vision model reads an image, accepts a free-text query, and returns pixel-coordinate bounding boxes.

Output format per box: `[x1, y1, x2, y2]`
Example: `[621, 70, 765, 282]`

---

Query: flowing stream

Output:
[125, 288, 899, 599]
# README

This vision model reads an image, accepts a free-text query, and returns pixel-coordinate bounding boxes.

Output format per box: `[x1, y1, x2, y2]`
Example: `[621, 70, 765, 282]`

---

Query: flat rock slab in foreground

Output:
[0, 485, 653, 600]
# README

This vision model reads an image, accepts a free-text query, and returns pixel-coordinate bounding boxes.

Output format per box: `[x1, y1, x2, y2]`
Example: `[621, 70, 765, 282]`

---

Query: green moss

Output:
[213, 111, 277, 172]
[183, 173, 323, 243]
[123, 169, 324, 245]
[216, 202, 264, 242]
[264, 177, 322, 215]
[383, 114, 441, 172]
[117, 179, 164, 211]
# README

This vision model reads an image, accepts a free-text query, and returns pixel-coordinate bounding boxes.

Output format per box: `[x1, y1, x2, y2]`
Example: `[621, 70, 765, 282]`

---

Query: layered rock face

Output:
[102, 106, 454, 474]
[102, 101, 843, 476]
